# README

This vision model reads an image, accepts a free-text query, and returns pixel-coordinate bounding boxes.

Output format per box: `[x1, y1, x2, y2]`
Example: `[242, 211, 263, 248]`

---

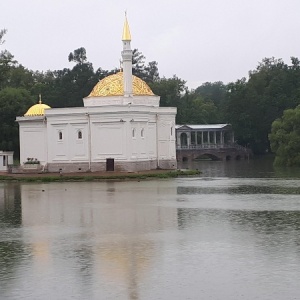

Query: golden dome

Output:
[88, 72, 154, 97]
[25, 100, 51, 116]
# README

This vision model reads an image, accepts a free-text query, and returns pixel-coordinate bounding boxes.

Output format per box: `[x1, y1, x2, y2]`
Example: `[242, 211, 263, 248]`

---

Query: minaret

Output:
[122, 13, 133, 97]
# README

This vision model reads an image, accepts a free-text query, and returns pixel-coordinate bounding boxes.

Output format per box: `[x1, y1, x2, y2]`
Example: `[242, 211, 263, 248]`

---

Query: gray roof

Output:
[175, 124, 230, 130]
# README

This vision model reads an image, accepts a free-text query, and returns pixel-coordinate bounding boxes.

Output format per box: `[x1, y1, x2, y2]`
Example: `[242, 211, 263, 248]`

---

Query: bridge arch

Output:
[194, 153, 221, 161]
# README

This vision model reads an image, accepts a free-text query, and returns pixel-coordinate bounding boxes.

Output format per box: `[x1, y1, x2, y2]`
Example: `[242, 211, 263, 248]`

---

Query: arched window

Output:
[141, 128, 144, 138]
[78, 130, 82, 139]
[132, 128, 135, 138]
[180, 132, 188, 147]
[58, 131, 63, 140]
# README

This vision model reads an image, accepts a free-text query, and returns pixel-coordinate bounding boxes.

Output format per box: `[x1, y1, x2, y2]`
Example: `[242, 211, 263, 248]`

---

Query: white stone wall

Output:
[156, 113, 177, 166]
[47, 116, 89, 163]
[91, 121, 127, 161]
[83, 95, 160, 107]
[0, 152, 14, 171]
[17, 118, 47, 165]
[17, 104, 177, 172]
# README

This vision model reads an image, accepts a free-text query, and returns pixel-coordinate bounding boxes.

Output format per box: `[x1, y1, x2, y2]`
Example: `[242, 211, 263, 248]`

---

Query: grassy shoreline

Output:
[0, 169, 200, 183]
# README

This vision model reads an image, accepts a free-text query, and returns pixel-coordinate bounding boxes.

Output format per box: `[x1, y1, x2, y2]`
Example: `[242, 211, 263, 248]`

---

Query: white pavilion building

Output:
[16, 16, 177, 173]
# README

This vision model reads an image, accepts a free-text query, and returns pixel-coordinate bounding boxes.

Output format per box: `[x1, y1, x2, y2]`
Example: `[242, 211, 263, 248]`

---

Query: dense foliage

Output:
[2, 29, 300, 162]
[224, 58, 300, 154]
[269, 105, 300, 166]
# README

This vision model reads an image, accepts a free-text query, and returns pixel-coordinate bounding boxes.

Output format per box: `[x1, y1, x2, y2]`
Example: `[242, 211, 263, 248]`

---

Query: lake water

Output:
[1, 157, 300, 300]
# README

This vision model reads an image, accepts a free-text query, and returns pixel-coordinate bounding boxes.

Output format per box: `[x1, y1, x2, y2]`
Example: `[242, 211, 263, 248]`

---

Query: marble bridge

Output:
[176, 124, 252, 161]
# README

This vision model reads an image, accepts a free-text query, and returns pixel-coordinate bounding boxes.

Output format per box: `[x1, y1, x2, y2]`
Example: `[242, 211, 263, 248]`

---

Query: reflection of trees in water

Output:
[0, 241, 24, 274]
[0, 183, 22, 226]
[227, 210, 300, 233]
[72, 245, 95, 300]
[177, 207, 300, 249]
[177, 186, 223, 195]
[177, 185, 300, 195]
[179, 156, 300, 178]
[178, 207, 300, 231]
[228, 185, 300, 195]
[0, 183, 25, 293]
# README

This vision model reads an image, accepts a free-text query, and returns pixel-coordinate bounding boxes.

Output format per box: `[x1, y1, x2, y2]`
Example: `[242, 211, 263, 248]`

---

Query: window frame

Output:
[77, 130, 82, 140]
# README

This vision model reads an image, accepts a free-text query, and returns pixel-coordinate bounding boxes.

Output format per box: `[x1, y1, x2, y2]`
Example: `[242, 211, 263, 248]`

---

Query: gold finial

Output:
[122, 12, 131, 41]
[39, 94, 42, 104]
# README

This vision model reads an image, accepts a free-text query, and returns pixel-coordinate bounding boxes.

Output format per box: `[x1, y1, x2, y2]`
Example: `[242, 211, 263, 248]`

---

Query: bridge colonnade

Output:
[175, 124, 251, 161]
[176, 124, 234, 149]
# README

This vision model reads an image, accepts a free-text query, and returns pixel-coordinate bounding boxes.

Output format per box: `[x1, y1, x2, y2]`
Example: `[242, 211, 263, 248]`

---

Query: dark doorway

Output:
[106, 158, 114, 171]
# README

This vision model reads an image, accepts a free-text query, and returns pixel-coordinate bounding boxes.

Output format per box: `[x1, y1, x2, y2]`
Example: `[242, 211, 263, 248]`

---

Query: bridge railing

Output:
[176, 143, 249, 151]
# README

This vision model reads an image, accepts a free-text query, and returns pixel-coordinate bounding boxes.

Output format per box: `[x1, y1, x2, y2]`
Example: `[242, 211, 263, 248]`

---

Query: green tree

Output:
[132, 48, 145, 78]
[180, 93, 218, 124]
[0, 87, 34, 154]
[8, 65, 36, 89]
[0, 29, 7, 45]
[269, 105, 300, 166]
[224, 79, 252, 144]
[150, 76, 186, 106]
[43, 48, 99, 107]
[132, 49, 159, 83]
[193, 81, 226, 123]
[224, 57, 300, 154]
[68, 47, 87, 64]
[150, 76, 186, 123]
[194, 81, 226, 109]
[0, 30, 13, 88]
[0, 50, 17, 89]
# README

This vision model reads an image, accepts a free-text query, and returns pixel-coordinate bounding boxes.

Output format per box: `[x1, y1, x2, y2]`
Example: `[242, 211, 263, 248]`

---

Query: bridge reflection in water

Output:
[176, 124, 252, 161]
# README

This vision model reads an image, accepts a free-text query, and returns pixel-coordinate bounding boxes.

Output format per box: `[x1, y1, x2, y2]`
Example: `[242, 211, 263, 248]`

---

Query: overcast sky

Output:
[1, 0, 300, 89]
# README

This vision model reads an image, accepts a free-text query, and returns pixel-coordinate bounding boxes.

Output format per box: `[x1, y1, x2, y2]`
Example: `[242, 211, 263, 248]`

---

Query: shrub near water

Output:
[0, 169, 200, 182]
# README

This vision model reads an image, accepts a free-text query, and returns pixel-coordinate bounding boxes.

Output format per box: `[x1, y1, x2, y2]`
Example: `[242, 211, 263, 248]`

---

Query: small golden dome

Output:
[88, 72, 154, 97]
[25, 99, 51, 116]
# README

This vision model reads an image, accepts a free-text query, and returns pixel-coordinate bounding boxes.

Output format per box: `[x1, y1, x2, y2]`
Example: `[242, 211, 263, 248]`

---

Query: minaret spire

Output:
[122, 12, 131, 41]
[121, 12, 133, 97]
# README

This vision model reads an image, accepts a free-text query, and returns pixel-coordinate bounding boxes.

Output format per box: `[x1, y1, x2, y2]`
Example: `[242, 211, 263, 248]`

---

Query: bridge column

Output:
[201, 131, 204, 145]
[231, 132, 235, 143]
[220, 131, 224, 146]
[213, 131, 217, 144]
[176, 132, 181, 147]
[187, 132, 191, 147]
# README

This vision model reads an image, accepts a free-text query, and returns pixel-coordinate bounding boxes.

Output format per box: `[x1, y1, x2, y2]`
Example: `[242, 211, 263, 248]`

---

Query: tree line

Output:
[1, 29, 300, 164]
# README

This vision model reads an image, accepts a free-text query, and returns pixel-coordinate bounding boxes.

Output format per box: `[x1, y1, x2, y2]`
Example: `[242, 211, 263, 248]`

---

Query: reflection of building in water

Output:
[21, 182, 178, 233]
[20, 181, 178, 299]
[96, 240, 153, 300]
